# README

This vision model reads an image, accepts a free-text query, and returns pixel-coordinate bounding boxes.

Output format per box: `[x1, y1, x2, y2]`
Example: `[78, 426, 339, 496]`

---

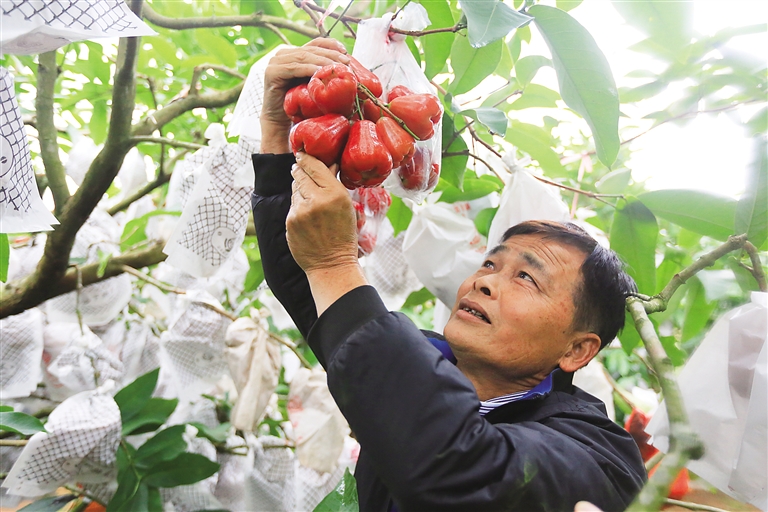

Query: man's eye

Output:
[483, 260, 495, 269]
[519, 271, 535, 283]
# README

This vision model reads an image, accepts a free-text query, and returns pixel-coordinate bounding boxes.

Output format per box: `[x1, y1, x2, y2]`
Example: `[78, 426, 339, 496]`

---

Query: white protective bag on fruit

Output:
[245, 435, 296, 512]
[486, 153, 570, 248]
[351, 186, 392, 256]
[0, 308, 44, 400]
[225, 312, 282, 432]
[0, 0, 154, 55]
[0, 67, 59, 233]
[646, 292, 767, 510]
[2, 383, 121, 497]
[402, 202, 486, 308]
[364, 218, 423, 310]
[352, 3, 442, 203]
[288, 368, 350, 474]
[164, 124, 257, 278]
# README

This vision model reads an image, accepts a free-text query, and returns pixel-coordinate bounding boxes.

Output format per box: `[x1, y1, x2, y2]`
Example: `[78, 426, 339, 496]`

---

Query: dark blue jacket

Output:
[251, 153, 646, 512]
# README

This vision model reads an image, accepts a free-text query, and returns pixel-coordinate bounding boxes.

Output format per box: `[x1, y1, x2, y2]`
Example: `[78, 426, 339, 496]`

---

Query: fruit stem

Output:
[357, 83, 422, 141]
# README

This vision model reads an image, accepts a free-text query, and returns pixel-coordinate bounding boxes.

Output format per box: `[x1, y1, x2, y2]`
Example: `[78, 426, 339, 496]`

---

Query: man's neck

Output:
[456, 362, 551, 401]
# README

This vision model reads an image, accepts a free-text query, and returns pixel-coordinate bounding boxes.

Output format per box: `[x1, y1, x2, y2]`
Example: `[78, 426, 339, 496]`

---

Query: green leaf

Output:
[143, 453, 220, 488]
[610, 199, 658, 295]
[474, 207, 498, 237]
[637, 190, 737, 241]
[504, 121, 566, 176]
[681, 278, 717, 343]
[530, 5, 620, 167]
[556, 0, 583, 11]
[459, 0, 532, 48]
[191, 421, 230, 444]
[96, 247, 111, 278]
[0, 405, 13, 412]
[107, 465, 141, 512]
[115, 368, 160, 424]
[595, 168, 631, 194]
[619, 310, 644, 353]
[195, 31, 238, 68]
[244, 247, 264, 293]
[419, 0, 454, 80]
[387, 196, 413, 237]
[514, 55, 552, 87]
[402, 287, 436, 308]
[405, 36, 421, 67]
[0, 233, 9, 283]
[506, 83, 560, 110]
[437, 172, 502, 203]
[134, 425, 188, 470]
[123, 482, 149, 512]
[735, 136, 768, 248]
[90, 99, 108, 145]
[660, 335, 687, 367]
[18, 495, 77, 512]
[313, 468, 359, 512]
[144, 36, 180, 67]
[746, 107, 767, 137]
[448, 37, 502, 95]
[457, 107, 508, 136]
[619, 81, 667, 103]
[611, 0, 693, 51]
[122, 398, 179, 436]
[120, 211, 181, 252]
[148, 486, 163, 512]
[0, 411, 46, 436]
[441, 115, 469, 189]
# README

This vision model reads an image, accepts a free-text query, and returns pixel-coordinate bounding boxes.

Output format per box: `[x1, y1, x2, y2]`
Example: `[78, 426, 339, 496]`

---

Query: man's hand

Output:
[261, 39, 350, 154]
[286, 152, 367, 315]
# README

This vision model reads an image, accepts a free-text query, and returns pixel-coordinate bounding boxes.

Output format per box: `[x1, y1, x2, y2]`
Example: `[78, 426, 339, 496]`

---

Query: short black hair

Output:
[500, 220, 636, 349]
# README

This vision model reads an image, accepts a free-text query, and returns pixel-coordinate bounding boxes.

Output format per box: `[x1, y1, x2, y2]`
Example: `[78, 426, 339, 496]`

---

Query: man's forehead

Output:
[489, 235, 587, 272]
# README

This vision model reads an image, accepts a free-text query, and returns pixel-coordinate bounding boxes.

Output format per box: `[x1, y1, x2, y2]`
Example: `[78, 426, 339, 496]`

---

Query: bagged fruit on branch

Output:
[352, 3, 443, 202]
[0, 308, 44, 400]
[350, 186, 392, 256]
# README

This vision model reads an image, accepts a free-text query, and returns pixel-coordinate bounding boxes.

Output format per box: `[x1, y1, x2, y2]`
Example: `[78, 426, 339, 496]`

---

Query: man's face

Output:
[443, 234, 588, 385]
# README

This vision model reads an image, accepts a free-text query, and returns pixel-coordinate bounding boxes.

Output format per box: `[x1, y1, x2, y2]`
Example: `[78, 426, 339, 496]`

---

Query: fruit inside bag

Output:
[350, 187, 392, 256]
[352, 4, 443, 203]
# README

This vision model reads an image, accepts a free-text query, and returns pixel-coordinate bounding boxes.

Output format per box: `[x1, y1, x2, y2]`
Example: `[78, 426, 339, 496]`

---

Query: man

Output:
[252, 39, 646, 511]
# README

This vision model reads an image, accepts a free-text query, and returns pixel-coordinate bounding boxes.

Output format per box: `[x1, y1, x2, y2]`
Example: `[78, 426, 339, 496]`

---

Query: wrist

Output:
[260, 117, 291, 154]
[306, 262, 368, 316]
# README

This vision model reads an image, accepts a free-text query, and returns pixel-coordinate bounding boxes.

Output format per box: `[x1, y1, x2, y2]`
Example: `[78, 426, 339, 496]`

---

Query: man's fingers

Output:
[304, 37, 348, 54]
[296, 152, 339, 188]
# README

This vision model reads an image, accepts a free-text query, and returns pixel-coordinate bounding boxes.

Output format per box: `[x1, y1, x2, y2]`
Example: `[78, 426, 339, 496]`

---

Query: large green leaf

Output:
[107, 465, 141, 512]
[638, 190, 737, 241]
[610, 199, 658, 296]
[402, 287, 436, 308]
[437, 173, 502, 203]
[143, 453, 220, 488]
[115, 368, 160, 424]
[458, 0, 532, 48]
[681, 278, 716, 343]
[313, 468, 359, 512]
[387, 196, 413, 237]
[122, 398, 179, 436]
[474, 207, 498, 237]
[514, 55, 552, 87]
[611, 0, 693, 51]
[735, 136, 768, 248]
[457, 107, 508, 136]
[595, 168, 631, 194]
[0, 233, 8, 283]
[134, 425, 188, 470]
[506, 84, 560, 110]
[504, 121, 566, 176]
[0, 411, 46, 436]
[441, 114, 469, 189]
[419, 0, 454, 80]
[530, 5, 620, 167]
[448, 37, 502, 95]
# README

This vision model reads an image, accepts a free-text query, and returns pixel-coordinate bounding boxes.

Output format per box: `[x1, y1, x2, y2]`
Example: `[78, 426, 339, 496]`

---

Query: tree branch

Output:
[132, 83, 243, 136]
[267, 331, 313, 369]
[743, 241, 767, 292]
[131, 136, 204, 151]
[36, 51, 70, 216]
[141, 3, 320, 39]
[107, 150, 187, 215]
[190, 64, 246, 94]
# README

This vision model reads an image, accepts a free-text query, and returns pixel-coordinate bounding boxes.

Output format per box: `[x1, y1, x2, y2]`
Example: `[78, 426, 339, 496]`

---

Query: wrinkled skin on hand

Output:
[261, 39, 350, 154]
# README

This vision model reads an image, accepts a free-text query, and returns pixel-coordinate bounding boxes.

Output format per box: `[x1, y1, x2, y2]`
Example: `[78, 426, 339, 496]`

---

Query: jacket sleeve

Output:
[251, 152, 318, 341]
[309, 286, 644, 512]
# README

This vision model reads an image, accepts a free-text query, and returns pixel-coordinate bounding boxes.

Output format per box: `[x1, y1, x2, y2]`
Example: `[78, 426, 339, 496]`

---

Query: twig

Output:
[0, 440, 28, 446]
[531, 174, 621, 207]
[107, 150, 187, 215]
[296, 0, 328, 37]
[267, 331, 313, 369]
[36, 51, 70, 216]
[64, 485, 108, 508]
[142, 3, 320, 39]
[600, 364, 637, 410]
[664, 498, 729, 512]
[356, 84, 421, 140]
[200, 302, 238, 322]
[120, 265, 186, 294]
[190, 64, 246, 94]
[327, 0, 355, 35]
[131, 136, 204, 151]
[467, 124, 502, 158]
[743, 241, 767, 292]
[263, 22, 291, 45]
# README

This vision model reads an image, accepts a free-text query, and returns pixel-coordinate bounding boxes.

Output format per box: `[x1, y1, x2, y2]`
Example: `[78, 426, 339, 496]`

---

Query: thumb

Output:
[296, 152, 337, 188]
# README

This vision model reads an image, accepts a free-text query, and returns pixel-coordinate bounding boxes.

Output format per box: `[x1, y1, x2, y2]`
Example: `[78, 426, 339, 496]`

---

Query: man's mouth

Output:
[459, 305, 490, 324]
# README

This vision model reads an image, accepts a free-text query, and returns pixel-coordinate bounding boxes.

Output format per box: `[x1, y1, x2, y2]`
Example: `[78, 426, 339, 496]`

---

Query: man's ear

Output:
[558, 333, 601, 373]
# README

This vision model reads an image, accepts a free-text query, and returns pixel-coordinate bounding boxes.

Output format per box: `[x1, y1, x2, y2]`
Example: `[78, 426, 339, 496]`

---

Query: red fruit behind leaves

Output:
[387, 85, 414, 101]
[624, 409, 659, 462]
[349, 56, 383, 99]
[290, 114, 350, 167]
[376, 117, 415, 168]
[340, 120, 393, 189]
[308, 63, 358, 117]
[388, 94, 442, 140]
[283, 84, 323, 123]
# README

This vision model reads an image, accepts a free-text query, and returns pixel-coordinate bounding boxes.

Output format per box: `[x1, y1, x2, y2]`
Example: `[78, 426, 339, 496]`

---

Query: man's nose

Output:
[473, 274, 495, 297]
